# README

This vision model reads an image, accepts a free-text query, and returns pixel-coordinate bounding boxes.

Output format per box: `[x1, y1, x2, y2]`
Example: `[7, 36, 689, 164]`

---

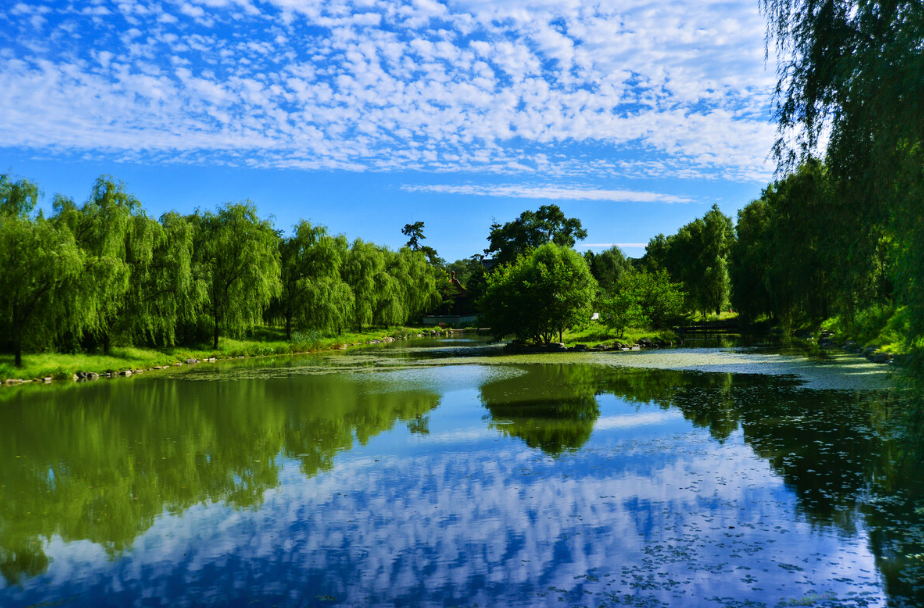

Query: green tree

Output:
[401, 221, 441, 265]
[643, 204, 734, 318]
[0, 175, 40, 218]
[52, 176, 161, 353]
[480, 243, 597, 344]
[600, 269, 685, 337]
[584, 246, 633, 293]
[341, 239, 386, 332]
[275, 221, 353, 339]
[761, 0, 924, 414]
[192, 202, 281, 349]
[485, 204, 588, 266]
[0, 214, 84, 367]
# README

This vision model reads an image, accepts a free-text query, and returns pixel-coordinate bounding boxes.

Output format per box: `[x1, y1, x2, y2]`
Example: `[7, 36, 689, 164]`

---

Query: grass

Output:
[561, 322, 679, 348]
[0, 326, 440, 382]
[818, 304, 909, 354]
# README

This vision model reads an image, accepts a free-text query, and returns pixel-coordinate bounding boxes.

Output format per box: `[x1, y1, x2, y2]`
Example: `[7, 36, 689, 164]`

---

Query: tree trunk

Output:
[286, 313, 292, 341]
[103, 332, 111, 356]
[14, 341, 22, 368]
[558, 329, 563, 343]
[213, 317, 220, 350]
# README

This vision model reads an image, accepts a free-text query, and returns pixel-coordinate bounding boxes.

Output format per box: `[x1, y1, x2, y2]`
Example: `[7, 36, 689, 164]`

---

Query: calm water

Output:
[1, 339, 923, 607]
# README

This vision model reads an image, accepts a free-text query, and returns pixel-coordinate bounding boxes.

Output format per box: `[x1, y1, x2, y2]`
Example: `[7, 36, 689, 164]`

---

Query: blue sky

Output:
[0, 0, 777, 262]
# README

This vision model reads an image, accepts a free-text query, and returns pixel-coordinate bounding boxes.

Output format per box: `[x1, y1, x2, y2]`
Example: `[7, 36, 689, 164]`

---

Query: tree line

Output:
[0, 175, 444, 367]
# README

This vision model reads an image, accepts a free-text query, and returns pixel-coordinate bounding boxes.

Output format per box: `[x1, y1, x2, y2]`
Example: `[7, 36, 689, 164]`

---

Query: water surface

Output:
[0, 340, 921, 607]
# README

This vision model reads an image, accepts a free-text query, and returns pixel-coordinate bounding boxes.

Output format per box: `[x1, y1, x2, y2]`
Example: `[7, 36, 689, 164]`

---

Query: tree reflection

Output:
[480, 364, 601, 456]
[0, 373, 440, 584]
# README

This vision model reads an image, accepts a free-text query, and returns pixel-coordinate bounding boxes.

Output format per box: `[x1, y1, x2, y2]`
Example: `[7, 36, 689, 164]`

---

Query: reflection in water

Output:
[0, 373, 441, 585]
[480, 365, 600, 456]
[0, 348, 922, 607]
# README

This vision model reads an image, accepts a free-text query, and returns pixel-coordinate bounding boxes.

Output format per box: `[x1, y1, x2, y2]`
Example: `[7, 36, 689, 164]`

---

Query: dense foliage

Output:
[0, 175, 446, 366]
[479, 243, 597, 344]
[643, 204, 735, 318]
[761, 0, 923, 426]
[484, 204, 587, 267]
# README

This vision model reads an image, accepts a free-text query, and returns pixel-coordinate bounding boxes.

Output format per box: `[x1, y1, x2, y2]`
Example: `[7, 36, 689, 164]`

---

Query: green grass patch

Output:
[0, 326, 430, 382]
[562, 322, 679, 347]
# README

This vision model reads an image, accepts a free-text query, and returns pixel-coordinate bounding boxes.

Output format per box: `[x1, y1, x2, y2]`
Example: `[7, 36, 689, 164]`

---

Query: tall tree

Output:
[762, 0, 924, 405]
[275, 221, 353, 340]
[485, 204, 587, 266]
[480, 243, 597, 344]
[0, 214, 83, 367]
[401, 221, 440, 265]
[643, 204, 734, 318]
[341, 239, 386, 332]
[51, 176, 159, 353]
[192, 202, 281, 349]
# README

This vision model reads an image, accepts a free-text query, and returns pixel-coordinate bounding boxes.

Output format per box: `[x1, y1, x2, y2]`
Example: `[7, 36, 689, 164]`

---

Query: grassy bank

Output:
[561, 323, 679, 348]
[0, 326, 439, 383]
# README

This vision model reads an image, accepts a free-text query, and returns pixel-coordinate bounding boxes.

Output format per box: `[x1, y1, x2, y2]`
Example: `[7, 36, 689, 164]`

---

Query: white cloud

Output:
[0, 0, 777, 181]
[401, 183, 692, 203]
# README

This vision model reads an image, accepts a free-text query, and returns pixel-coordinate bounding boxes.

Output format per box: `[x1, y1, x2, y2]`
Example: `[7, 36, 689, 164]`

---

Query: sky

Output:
[0, 0, 779, 262]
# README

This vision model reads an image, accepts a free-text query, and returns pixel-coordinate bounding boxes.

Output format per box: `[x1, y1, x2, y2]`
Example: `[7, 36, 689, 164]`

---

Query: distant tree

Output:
[401, 221, 441, 265]
[599, 269, 685, 337]
[0, 214, 83, 367]
[584, 246, 633, 293]
[642, 204, 734, 318]
[192, 202, 281, 349]
[275, 221, 353, 340]
[480, 243, 597, 344]
[485, 204, 587, 266]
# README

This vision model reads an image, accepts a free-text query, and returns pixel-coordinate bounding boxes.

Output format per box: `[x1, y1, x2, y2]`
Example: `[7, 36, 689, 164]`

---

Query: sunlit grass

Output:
[0, 326, 433, 381]
[562, 322, 679, 347]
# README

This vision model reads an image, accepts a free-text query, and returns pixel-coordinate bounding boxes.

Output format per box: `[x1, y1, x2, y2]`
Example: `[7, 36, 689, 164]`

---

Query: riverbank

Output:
[0, 326, 450, 385]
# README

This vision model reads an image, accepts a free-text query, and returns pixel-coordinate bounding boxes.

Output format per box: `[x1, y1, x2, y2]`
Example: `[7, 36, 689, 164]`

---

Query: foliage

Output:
[730, 161, 845, 330]
[479, 243, 597, 344]
[484, 204, 587, 266]
[761, 0, 924, 415]
[584, 246, 633, 293]
[643, 204, 734, 318]
[273, 221, 353, 339]
[192, 201, 282, 349]
[0, 174, 40, 218]
[0, 213, 84, 367]
[599, 269, 685, 337]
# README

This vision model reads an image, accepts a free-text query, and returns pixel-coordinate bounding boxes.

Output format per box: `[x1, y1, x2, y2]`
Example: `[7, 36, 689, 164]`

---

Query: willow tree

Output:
[51, 176, 161, 353]
[0, 174, 40, 218]
[193, 202, 281, 349]
[0, 213, 83, 367]
[762, 0, 924, 373]
[341, 239, 385, 332]
[275, 221, 353, 339]
[118, 211, 204, 346]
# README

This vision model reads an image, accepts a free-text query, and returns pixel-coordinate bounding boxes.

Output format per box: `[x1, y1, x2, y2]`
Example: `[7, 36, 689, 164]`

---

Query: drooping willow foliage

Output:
[0, 174, 446, 365]
[762, 0, 924, 419]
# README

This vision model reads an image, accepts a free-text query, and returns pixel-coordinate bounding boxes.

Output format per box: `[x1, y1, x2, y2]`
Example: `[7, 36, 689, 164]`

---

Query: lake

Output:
[1, 338, 922, 607]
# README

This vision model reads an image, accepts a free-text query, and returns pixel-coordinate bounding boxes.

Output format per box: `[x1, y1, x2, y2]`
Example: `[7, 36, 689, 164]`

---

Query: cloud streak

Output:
[401, 183, 692, 203]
